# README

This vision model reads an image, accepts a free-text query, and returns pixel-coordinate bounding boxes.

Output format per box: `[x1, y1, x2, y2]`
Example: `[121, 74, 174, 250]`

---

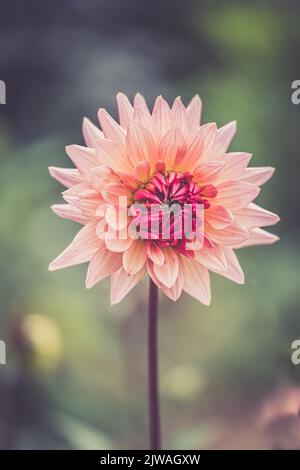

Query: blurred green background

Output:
[0, 0, 299, 449]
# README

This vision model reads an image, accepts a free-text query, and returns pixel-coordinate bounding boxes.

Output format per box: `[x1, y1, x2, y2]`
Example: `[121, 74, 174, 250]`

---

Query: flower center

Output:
[131, 170, 217, 254]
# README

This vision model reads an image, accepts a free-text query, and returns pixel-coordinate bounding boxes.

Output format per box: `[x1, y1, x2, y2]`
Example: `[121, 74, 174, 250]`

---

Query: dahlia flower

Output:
[49, 93, 279, 305]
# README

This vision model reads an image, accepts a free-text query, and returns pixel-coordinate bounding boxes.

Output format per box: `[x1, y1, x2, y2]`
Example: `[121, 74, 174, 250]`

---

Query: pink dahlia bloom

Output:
[49, 93, 279, 305]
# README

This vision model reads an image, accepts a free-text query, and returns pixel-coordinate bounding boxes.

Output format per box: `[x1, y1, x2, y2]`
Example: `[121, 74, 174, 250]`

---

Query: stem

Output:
[148, 279, 161, 450]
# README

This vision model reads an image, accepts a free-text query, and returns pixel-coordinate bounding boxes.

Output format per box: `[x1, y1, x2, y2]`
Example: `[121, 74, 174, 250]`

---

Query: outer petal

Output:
[205, 205, 233, 229]
[193, 161, 224, 184]
[146, 242, 164, 266]
[208, 221, 249, 246]
[49, 221, 99, 271]
[82, 117, 104, 148]
[242, 167, 275, 186]
[51, 204, 90, 224]
[152, 95, 171, 138]
[235, 203, 280, 229]
[116, 92, 134, 129]
[216, 152, 252, 182]
[186, 94, 202, 130]
[194, 244, 227, 271]
[215, 181, 260, 211]
[95, 138, 132, 173]
[110, 266, 146, 304]
[171, 97, 186, 132]
[48, 167, 83, 188]
[200, 123, 217, 161]
[98, 108, 126, 148]
[234, 228, 279, 248]
[175, 128, 203, 170]
[213, 121, 236, 157]
[180, 257, 211, 305]
[86, 245, 122, 288]
[65, 145, 99, 179]
[211, 247, 245, 284]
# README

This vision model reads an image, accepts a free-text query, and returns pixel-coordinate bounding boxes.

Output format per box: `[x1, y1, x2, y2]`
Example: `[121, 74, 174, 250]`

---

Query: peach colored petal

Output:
[175, 128, 203, 170]
[127, 121, 156, 168]
[211, 246, 245, 284]
[200, 123, 217, 161]
[51, 204, 89, 224]
[49, 166, 83, 188]
[186, 94, 202, 130]
[181, 257, 211, 305]
[208, 221, 249, 246]
[206, 205, 234, 229]
[49, 221, 99, 271]
[193, 161, 224, 184]
[133, 93, 150, 118]
[171, 97, 186, 132]
[123, 240, 146, 275]
[65, 145, 99, 179]
[234, 228, 279, 248]
[82, 117, 104, 148]
[213, 121, 236, 157]
[134, 160, 151, 182]
[146, 242, 164, 266]
[110, 266, 146, 304]
[86, 245, 122, 288]
[194, 245, 227, 271]
[152, 95, 171, 138]
[215, 181, 260, 211]
[153, 247, 179, 288]
[160, 264, 184, 301]
[235, 203, 280, 229]
[96, 138, 132, 173]
[217, 152, 252, 182]
[105, 233, 134, 253]
[116, 92, 134, 129]
[242, 167, 275, 186]
[98, 108, 126, 148]
[158, 127, 186, 169]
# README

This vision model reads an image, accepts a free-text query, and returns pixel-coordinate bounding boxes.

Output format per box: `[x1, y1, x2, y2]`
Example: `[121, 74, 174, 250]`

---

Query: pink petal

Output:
[146, 242, 164, 266]
[51, 204, 89, 224]
[49, 221, 99, 271]
[194, 244, 227, 271]
[82, 117, 104, 148]
[181, 257, 211, 305]
[235, 203, 280, 229]
[176, 128, 203, 170]
[193, 161, 224, 184]
[110, 266, 146, 304]
[200, 123, 217, 161]
[126, 121, 156, 168]
[48, 166, 83, 188]
[116, 92, 134, 129]
[234, 228, 279, 248]
[242, 167, 275, 186]
[134, 160, 151, 182]
[123, 240, 146, 275]
[152, 95, 171, 138]
[212, 247, 245, 284]
[171, 97, 186, 132]
[213, 121, 237, 157]
[160, 264, 184, 301]
[65, 145, 99, 179]
[217, 152, 252, 182]
[186, 94, 202, 130]
[216, 181, 260, 211]
[105, 233, 134, 253]
[98, 108, 126, 148]
[158, 127, 186, 169]
[133, 93, 150, 118]
[153, 248, 179, 288]
[208, 221, 249, 246]
[95, 138, 132, 173]
[206, 205, 233, 229]
[85, 245, 122, 288]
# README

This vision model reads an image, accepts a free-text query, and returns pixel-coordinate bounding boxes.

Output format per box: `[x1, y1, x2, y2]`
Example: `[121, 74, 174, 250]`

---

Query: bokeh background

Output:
[0, 0, 299, 450]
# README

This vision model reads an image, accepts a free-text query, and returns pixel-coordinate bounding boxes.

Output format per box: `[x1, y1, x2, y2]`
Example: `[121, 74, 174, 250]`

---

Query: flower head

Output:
[49, 93, 279, 305]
